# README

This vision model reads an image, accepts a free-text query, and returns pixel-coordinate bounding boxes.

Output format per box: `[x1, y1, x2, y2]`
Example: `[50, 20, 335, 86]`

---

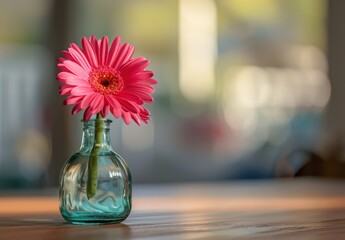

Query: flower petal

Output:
[69, 44, 91, 71]
[72, 102, 83, 115]
[117, 92, 144, 104]
[90, 35, 100, 62]
[99, 36, 108, 66]
[62, 50, 75, 62]
[130, 112, 141, 126]
[107, 36, 121, 66]
[90, 94, 104, 113]
[57, 72, 89, 86]
[139, 108, 150, 123]
[57, 57, 66, 63]
[63, 60, 89, 79]
[117, 97, 140, 113]
[126, 71, 154, 82]
[63, 95, 83, 105]
[106, 96, 122, 118]
[59, 85, 74, 95]
[80, 93, 97, 109]
[121, 112, 131, 125]
[71, 86, 93, 96]
[125, 84, 155, 94]
[112, 43, 134, 69]
[129, 91, 154, 103]
[143, 78, 158, 85]
[82, 37, 98, 67]
[57, 63, 69, 72]
[122, 44, 135, 64]
[120, 57, 149, 75]
[101, 104, 109, 118]
[83, 106, 94, 121]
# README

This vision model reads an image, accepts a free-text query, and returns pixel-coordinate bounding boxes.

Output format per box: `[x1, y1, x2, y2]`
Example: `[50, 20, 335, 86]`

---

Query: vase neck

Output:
[80, 119, 113, 152]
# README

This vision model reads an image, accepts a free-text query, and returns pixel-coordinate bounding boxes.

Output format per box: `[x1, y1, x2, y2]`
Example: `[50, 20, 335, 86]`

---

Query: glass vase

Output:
[59, 119, 132, 225]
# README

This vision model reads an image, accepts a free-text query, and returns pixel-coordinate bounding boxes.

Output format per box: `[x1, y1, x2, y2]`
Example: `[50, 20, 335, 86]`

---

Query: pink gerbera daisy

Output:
[57, 35, 157, 125]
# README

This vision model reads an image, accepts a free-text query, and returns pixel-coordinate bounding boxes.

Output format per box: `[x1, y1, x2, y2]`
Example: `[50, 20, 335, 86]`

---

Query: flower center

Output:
[89, 66, 123, 95]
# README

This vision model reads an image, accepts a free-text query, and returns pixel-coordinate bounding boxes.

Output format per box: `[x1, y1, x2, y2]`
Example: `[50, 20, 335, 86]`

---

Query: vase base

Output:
[61, 211, 130, 225]
[68, 220, 125, 225]
[64, 216, 128, 225]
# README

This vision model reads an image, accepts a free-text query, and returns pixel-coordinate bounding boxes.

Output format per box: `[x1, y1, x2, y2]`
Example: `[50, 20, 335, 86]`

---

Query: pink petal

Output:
[121, 112, 131, 125]
[63, 95, 83, 105]
[82, 37, 98, 67]
[139, 108, 150, 123]
[140, 107, 150, 116]
[57, 72, 89, 86]
[143, 78, 158, 85]
[142, 119, 148, 124]
[63, 60, 89, 79]
[69, 44, 91, 71]
[83, 106, 94, 121]
[90, 35, 98, 48]
[111, 43, 129, 69]
[130, 113, 141, 126]
[59, 85, 74, 95]
[117, 97, 140, 113]
[90, 35, 100, 62]
[72, 103, 83, 115]
[117, 92, 144, 104]
[112, 43, 134, 70]
[80, 93, 97, 109]
[106, 96, 122, 118]
[57, 57, 66, 63]
[62, 50, 75, 62]
[99, 36, 108, 66]
[122, 45, 134, 64]
[129, 91, 154, 103]
[57, 72, 74, 82]
[107, 36, 121, 66]
[71, 86, 93, 96]
[125, 84, 155, 94]
[57, 63, 69, 72]
[120, 57, 149, 75]
[126, 71, 154, 82]
[101, 104, 109, 118]
[90, 94, 104, 113]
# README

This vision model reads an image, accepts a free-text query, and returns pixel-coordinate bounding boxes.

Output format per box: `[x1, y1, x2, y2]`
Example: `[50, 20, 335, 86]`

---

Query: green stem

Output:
[87, 113, 104, 199]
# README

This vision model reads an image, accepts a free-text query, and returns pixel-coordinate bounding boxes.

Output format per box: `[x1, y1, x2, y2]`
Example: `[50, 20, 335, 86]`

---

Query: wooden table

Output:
[0, 178, 344, 239]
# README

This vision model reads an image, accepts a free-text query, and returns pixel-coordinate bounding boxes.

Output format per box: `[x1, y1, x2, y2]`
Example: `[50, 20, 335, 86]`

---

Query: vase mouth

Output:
[81, 118, 113, 129]
[81, 118, 113, 123]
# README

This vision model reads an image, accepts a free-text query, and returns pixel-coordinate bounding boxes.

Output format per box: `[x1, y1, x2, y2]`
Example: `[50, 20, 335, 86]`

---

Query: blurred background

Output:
[0, 0, 344, 189]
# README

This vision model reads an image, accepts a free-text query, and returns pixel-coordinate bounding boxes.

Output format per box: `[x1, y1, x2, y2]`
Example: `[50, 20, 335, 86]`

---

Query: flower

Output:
[57, 36, 157, 125]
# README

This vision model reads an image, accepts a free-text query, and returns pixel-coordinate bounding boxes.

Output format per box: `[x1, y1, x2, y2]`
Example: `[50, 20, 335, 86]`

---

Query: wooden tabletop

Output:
[0, 178, 344, 239]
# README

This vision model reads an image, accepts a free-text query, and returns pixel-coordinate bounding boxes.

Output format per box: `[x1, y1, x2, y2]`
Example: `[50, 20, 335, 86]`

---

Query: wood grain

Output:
[0, 178, 344, 239]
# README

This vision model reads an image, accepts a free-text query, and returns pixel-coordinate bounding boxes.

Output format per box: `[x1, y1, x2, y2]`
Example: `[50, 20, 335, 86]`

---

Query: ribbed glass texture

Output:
[59, 119, 132, 225]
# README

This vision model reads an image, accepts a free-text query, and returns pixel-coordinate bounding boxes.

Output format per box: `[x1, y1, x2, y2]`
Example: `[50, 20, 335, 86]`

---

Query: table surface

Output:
[0, 178, 344, 240]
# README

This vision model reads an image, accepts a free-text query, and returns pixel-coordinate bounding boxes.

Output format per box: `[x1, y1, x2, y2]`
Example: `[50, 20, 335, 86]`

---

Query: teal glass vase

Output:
[59, 119, 132, 225]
